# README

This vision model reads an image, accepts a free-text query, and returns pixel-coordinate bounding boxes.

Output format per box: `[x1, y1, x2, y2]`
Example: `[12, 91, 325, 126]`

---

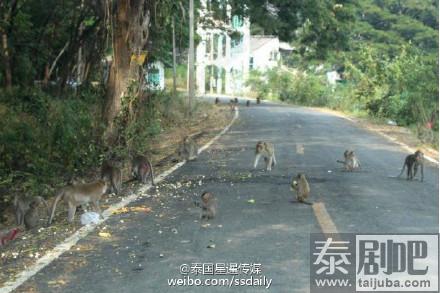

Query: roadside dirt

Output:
[0, 101, 232, 287]
[312, 107, 439, 163]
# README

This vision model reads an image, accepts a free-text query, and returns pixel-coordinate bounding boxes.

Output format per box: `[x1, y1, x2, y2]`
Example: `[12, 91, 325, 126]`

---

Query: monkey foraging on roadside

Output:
[24, 201, 41, 230]
[215, 97, 220, 104]
[234, 97, 238, 104]
[229, 99, 236, 112]
[101, 160, 122, 195]
[195, 192, 217, 220]
[337, 150, 361, 171]
[47, 180, 108, 225]
[14, 195, 49, 227]
[290, 173, 312, 205]
[254, 141, 277, 171]
[256, 97, 261, 104]
[398, 150, 424, 181]
[246, 100, 250, 107]
[132, 155, 155, 185]
[178, 136, 198, 161]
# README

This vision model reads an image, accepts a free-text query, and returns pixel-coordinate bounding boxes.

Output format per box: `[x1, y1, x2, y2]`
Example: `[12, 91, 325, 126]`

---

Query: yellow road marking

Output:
[312, 202, 338, 235]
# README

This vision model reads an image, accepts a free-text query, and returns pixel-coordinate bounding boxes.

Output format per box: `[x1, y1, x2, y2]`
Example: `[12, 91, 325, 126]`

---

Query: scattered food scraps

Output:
[112, 206, 152, 215]
[98, 232, 111, 238]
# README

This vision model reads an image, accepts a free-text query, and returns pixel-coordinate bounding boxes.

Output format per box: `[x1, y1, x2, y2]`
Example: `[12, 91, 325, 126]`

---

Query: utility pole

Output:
[188, 0, 195, 116]
[172, 17, 177, 97]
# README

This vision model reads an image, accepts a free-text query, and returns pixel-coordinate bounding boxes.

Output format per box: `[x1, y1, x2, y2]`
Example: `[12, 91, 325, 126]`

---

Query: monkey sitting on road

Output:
[194, 192, 217, 220]
[101, 160, 122, 195]
[131, 155, 155, 185]
[290, 173, 312, 205]
[256, 97, 261, 104]
[337, 150, 361, 171]
[215, 97, 220, 104]
[398, 150, 424, 181]
[14, 195, 49, 228]
[254, 141, 277, 171]
[47, 179, 108, 225]
[246, 100, 250, 107]
[178, 136, 198, 161]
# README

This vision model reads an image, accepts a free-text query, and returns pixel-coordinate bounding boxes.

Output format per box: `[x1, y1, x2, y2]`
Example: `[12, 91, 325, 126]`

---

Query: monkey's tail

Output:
[336, 160, 345, 164]
[47, 190, 65, 226]
[397, 162, 406, 178]
[300, 200, 313, 205]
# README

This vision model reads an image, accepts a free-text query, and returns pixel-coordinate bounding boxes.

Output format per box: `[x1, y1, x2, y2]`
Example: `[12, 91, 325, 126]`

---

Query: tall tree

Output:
[104, 0, 151, 140]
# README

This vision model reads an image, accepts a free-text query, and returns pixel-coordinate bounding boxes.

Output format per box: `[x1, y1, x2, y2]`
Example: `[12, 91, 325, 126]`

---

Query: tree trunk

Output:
[172, 17, 177, 96]
[188, 0, 195, 116]
[1, 32, 12, 89]
[104, 0, 150, 142]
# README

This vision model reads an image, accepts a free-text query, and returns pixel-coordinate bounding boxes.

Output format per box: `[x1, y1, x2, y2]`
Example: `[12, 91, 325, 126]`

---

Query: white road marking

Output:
[0, 109, 239, 293]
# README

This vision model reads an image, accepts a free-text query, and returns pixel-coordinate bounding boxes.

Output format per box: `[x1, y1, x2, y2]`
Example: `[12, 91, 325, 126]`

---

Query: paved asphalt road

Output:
[13, 98, 439, 293]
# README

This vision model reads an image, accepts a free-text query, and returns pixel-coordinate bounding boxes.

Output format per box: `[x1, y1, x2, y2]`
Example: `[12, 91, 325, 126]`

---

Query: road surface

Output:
[12, 99, 439, 293]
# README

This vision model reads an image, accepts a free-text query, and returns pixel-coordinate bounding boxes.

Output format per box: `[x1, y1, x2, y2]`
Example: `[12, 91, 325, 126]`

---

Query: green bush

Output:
[0, 87, 104, 197]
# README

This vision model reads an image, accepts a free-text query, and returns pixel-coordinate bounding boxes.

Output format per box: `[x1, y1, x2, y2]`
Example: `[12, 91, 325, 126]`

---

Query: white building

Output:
[249, 35, 280, 71]
[196, 1, 250, 95]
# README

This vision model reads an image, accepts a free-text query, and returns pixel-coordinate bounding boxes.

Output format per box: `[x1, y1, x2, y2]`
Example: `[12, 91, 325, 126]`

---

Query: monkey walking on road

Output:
[397, 150, 424, 181]
[254, 141, 277, 171]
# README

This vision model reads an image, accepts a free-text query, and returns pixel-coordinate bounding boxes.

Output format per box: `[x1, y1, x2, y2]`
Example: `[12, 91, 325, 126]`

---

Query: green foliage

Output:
[246, 68, 330, 106]
[0, 87, 104, 197]
[344, 44, 438, 127]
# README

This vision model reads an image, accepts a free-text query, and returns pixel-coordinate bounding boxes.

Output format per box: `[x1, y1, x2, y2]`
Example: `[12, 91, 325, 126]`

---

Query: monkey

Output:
[178, 136, 198, 161]
[246, 100, 250, 107]
[14, 195, 49, 226]
[397, 150, 424, 181]
[214, 97, 220, 104]
[47, 180, 108, 225]
[290, 173, 312, 205]
[229, 99, 236, 112]
[195, 191, 217, 220]
[100, 160, 122, 195]
[256, 97, 261, 104]
[24, 201, 41, 230]
[337, 150, 361, 171]
[234, 97, 238, 104]
[131, 155, 155, 185]
[254, 141, 277, 171]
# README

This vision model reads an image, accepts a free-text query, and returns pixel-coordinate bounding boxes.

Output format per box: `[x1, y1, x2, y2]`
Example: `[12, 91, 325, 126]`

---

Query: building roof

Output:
[250, 35, 279, 52]
[279, 42, 294, 51]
